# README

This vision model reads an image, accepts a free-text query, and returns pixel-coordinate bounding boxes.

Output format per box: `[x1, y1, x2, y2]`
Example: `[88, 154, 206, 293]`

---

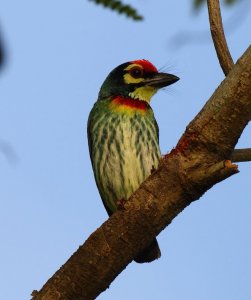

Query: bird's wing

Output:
[87, 108, 114, 216]
[154, 118, 159, 143]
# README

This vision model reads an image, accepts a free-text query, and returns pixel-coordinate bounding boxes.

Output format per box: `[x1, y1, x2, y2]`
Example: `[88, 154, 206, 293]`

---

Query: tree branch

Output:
[231, 148, 251, 162]
[32, 45, 251, 300]
[207, 0, 234, 75]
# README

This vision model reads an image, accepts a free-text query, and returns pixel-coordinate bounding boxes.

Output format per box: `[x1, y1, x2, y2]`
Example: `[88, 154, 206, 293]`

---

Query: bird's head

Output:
[98, 59, 179, 103]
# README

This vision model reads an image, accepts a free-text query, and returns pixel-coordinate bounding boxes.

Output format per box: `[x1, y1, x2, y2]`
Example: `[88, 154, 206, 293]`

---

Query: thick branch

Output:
[32, 45, 251, 300]
[207, 0, 234, 75]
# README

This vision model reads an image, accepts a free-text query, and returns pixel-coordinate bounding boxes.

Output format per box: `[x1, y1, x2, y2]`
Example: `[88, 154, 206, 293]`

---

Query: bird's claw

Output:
[151, 165, 156, 174]
[116, 198, 126, 211]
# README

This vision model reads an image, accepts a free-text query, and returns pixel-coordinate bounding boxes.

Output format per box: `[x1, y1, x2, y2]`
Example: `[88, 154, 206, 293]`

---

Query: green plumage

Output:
[87, 60, 179, 263]
[88, 98, 160, 215]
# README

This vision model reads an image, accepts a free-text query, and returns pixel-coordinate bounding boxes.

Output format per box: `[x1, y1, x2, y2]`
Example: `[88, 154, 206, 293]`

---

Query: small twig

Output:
[231, 148, 251, 163]
[207, 0, 234, 75]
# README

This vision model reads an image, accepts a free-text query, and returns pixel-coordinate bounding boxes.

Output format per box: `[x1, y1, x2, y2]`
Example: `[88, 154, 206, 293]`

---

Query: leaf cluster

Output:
[89, 0, 143, 21]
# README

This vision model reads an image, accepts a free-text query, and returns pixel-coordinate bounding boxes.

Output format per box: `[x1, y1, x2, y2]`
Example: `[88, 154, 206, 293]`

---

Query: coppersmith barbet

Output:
[88, 60, 179, 262]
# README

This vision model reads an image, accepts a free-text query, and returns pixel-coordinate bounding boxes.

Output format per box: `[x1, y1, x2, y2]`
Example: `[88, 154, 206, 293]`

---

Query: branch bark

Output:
[207, 0, 234, 75]
[32, 45, 251, 300]
[207, 0, 250, 164]
[231, 148, 251, 163]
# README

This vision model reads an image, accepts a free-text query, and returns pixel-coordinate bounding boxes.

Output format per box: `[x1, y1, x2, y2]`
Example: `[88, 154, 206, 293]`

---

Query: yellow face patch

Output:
[129, 86, 157, 103]
[123, 64, 144, 84]
[123, 63, 157, 103]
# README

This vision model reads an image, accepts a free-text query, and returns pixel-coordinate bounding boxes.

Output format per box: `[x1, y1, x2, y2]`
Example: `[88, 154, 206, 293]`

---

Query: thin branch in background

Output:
[194, 0, 241, 10]
[207, 0, 234, 75]
[231, 148, 251, 162]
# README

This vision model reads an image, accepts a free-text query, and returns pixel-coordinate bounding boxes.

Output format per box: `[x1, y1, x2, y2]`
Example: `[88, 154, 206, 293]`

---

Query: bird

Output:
[87, 59, 179, 263]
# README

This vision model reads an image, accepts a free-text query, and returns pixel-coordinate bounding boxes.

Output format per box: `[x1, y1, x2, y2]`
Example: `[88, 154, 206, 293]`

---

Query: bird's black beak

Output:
[143, 72, 179, 89]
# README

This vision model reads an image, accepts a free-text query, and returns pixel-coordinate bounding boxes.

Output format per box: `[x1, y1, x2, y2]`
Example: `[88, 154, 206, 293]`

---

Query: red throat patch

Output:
[131, 59, 158, 73]
[111, 96, 149, 111]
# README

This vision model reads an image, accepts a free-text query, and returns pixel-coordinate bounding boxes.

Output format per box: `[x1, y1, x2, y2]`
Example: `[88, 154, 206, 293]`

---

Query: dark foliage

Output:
[89, 0, 143, 21]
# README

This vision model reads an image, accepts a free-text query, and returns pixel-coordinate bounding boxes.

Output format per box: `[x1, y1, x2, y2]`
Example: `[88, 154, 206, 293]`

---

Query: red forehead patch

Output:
[132, 59, 158, 73]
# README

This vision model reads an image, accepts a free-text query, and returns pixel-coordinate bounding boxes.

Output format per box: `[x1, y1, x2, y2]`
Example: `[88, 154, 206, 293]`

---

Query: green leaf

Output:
[89, 0, 143, 21]
[194, 0, 206, 9]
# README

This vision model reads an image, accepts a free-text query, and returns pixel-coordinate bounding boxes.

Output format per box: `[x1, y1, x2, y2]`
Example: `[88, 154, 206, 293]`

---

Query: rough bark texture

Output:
[32, 45, 251, 300]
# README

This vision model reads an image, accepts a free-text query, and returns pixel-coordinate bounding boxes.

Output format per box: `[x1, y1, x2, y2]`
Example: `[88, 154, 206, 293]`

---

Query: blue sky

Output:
[0, 1, 251, 299]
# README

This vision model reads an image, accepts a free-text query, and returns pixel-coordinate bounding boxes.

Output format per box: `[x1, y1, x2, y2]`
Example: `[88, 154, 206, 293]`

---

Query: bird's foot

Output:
[116, 198, 127, 211]
[151, 165, 156, 174]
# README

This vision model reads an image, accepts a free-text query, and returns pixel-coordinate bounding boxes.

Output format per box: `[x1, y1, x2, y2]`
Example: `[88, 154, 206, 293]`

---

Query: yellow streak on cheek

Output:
[129, 86, 157, 103]
[123, 73, 144, 84]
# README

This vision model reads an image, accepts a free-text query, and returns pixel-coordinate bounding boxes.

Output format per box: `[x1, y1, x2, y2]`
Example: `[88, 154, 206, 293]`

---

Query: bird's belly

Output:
[93, 115, 160, 213]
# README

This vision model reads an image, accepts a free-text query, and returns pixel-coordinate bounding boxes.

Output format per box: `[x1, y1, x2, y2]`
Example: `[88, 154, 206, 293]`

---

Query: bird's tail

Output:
[134, 238, 161, 263]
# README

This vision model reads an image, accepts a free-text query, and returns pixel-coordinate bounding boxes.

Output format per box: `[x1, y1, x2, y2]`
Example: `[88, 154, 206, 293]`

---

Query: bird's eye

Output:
[129, 67, 144, 79]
